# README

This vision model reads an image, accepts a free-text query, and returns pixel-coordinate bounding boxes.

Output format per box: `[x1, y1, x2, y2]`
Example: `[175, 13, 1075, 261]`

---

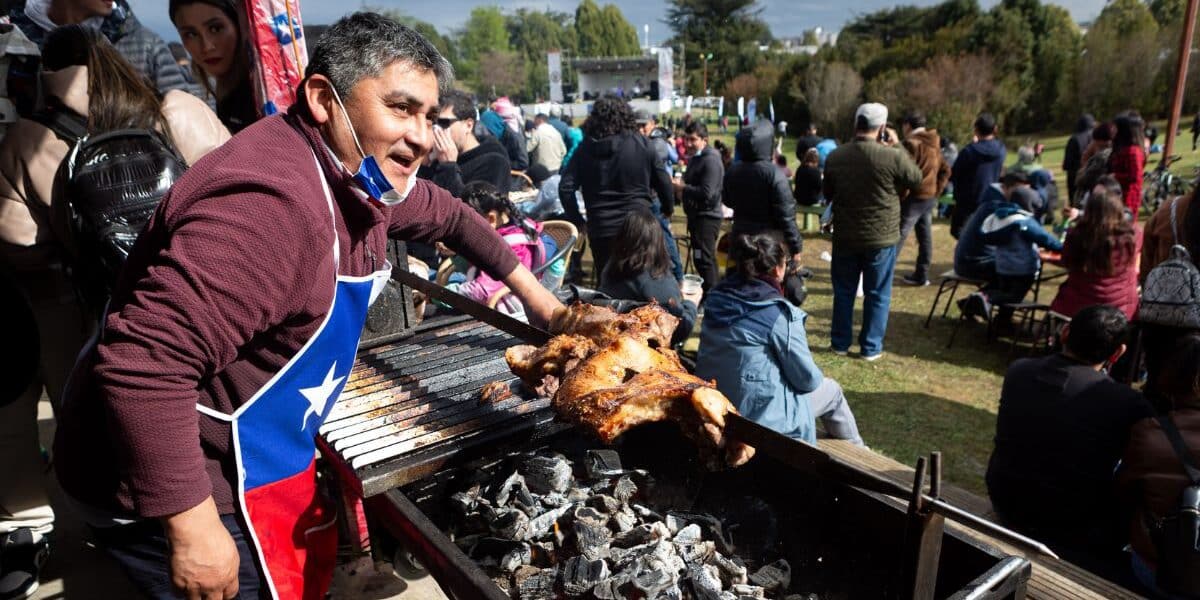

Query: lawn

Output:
[662, 123, 1199, 496]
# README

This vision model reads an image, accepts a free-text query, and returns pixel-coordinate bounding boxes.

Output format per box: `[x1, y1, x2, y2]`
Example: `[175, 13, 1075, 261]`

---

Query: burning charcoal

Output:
[559, 556, 611, 596]
[450, 489, 480, 515]
[585, 449, 624, 479]
[732, 584, 766, 598]
[631, 503, 663, 522]
[611, 509, 638, 533]
[687, 564, 726, 600]
[490, 575, 513, 596]
[676, 540, 715, 565]
[527, 504, 572, 541]
[522, 455, 573, 495]
[492, 508, 532, 541]
[516, 566, 557, 600]
[494, 472, 530, 508]
[612, 522, 670, 549]
[665, 513, 687, 535]
[500, 543, 533, 572]
[572, 507, 613, 560]
[748, 559, 791, 593]
[540, 492, 568, 507]
[707, 552, 748, 586]
[673, 523, 702, 545]
[613, 475, 638, 505]
[529, 541, 556, 566]
[587, 494, 622, 514]
[632, 565, 680, 598]
[592, 572, 635, 600]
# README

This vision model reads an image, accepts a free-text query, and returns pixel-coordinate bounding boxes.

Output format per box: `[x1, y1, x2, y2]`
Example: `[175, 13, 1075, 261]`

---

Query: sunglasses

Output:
[436, 117, 459, 128]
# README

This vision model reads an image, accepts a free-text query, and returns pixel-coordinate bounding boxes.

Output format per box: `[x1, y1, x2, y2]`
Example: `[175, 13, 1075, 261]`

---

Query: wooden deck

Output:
[818, 440, 1145, 600]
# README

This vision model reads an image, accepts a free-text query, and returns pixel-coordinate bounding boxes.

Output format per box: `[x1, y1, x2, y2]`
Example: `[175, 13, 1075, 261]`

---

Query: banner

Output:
[746, 98, 757, 123]
[547, 51, 563, 103]
[737, 96, 744, 119]
[656, 48, 673, 112]
[717, 96, 724, 117]
[244, 0, 307, 116]
[684, 95, 693, 114]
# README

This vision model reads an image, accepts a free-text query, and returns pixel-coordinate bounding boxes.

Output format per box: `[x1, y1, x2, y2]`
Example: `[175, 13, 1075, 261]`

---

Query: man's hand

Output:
[432, 127, 458, 163]
[163, 497, 240, 600]
[502, 265, 565, 329]
[671, 176, 685, 190]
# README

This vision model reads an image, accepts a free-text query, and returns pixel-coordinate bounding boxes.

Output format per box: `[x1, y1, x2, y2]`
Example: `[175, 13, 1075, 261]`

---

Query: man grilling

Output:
[52, 13, 562, 600]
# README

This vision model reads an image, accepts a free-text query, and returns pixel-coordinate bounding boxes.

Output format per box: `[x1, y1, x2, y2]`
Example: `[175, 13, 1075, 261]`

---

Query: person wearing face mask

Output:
[169, 0, 257, 133]
[51, 13, 563, 600]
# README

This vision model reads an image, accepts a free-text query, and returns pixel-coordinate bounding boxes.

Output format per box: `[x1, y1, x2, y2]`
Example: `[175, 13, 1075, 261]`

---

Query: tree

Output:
[477, 50, 527, 99]
[600, 5, 641, 56]
[666, 0, 771, 95]
[1025, 5, 1080, 128]
[457, 6, 510, 84]
[372, 9, 455, 69]
[792, 61, 862, 139]
[867, 54, 998, 145]
[575, 0, 607, 57]
[968, 6, 1034, 123]
[1075, 0, 1161, 118]
[575, 0, 640, 57]
[508, 9, 577, 101]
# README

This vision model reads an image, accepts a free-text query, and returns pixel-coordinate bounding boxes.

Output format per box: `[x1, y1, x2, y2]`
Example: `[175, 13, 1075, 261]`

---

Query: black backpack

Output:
[35, 108, 186, 305]
[1150, 414, 1200, 597]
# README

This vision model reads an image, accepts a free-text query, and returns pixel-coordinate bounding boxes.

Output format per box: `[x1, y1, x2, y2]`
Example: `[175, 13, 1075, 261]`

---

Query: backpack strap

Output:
[1170, 196, 1181, 246]
[31, 108, 88, 144]
[1157, 413, 1200, 486]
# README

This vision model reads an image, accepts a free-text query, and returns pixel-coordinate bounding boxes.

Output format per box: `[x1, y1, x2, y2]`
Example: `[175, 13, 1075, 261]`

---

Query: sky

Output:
[129, 0, 1105, 45]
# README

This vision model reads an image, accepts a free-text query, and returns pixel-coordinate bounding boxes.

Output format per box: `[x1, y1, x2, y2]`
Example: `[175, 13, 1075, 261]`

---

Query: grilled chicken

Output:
[549, 302, 679, 348]
[505, 335, 597, 397]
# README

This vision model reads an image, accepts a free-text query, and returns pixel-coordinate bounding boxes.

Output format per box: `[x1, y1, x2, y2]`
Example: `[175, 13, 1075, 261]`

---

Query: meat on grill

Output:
[504, 303, 754, 467]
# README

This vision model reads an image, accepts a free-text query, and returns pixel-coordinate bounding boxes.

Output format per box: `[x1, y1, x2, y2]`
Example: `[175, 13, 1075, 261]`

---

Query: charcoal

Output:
[513, 565, 542, 586]
[522, 455, 573, 495]
[633, 562, 681, 598]
[665, 513, 686, 534]
[611, 509, 638, 533]
[593, 572, 635, 600]
[494, 472, 529, 508]
[631, 503, 662, 521]
[470, 537, 527, 561]
[612, 522, 671, 548]
[491, 576, 513, 596]
[748, 559, 791, 592]
[572, 507, 612, 560]
[688, 564, 725, 600]
[527, 504, 572, 540]
[677, 540, 715, 565]
[707, 552, 748, 585]
[781, 594, 818, 600]
[492, 509, 532, 541]
[673, 523, 702, 545]
[613, 475, 638, 505]
[530, 541, 556, 565]
[587, 494, 622, 514]
[540, 492, 568, 507]
[450, 490, 478, 515]
[559, 556, 611, 596]
[516, 566, 557, 600]
[566, 486, 591, 504]
[585, 449, 624, 479]
[500, 543, 532, 572]
[733, 584, 767, 598]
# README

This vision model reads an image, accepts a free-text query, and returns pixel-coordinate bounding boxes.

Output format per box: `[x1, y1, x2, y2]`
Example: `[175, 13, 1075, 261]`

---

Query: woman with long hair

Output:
[599, 207, 700, 346]
[559, 96, 672, 278]
[1050, 176, 1141, 319]
[170, 0, 257, 133]
[1109, 111, 1146, 216]
[0, 24, 227, 593]
[696, 232, 863, 445]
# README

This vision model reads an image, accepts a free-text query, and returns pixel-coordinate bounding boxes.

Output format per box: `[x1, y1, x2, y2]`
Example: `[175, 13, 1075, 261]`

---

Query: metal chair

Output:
[925, 270, 988, 329]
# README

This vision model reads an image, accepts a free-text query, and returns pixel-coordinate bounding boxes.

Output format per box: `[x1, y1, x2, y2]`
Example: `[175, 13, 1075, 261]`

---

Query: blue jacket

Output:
[695, 275, 819, 444]
[951, 138, 1006, 211]
[954, 184, 1005, 278]
[980, 202, 1062, 276]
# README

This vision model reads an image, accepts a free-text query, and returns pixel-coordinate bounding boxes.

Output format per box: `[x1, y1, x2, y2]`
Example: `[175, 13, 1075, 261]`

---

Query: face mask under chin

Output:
[326, 83, 409, 207]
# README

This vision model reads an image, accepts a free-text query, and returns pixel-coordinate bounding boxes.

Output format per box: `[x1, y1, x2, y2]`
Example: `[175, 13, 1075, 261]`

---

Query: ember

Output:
[449, 449, 798, 599]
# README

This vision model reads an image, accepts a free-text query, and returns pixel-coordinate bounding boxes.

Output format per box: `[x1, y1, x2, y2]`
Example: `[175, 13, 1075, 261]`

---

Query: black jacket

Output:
[499, 127, 529, 171]
[425, 136, 512, 198]
[681, 145, 724, 220]
[560, 132, 672, 240]
[723, 121, 802, 253]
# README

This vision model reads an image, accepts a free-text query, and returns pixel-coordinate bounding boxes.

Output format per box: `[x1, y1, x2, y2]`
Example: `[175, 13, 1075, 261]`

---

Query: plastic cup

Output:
[681, 274, 704, 295]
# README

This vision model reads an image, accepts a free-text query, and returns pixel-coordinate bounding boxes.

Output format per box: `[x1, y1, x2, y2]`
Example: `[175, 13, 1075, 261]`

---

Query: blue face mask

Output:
[328, 85, 406, 206]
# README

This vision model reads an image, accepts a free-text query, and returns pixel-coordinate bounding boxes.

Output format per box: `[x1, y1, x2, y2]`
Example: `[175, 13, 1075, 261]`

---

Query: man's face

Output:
[437, 106, 472, 151]
[317, 61, 439, 193]
[640, 121, 655, 137]
[685, 132, 706, 155]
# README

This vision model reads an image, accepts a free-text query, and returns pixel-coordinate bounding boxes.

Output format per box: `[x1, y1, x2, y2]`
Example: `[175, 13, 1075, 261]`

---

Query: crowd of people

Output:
[0, 2, 1198, 598]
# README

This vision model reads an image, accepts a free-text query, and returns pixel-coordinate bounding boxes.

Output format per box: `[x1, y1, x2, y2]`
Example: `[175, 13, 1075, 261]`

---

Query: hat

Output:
[999, 170, 1029, 186]
[634, 109, 654, 125]
[1010, 186, 1040, 212]
[855, 103, 888, 129]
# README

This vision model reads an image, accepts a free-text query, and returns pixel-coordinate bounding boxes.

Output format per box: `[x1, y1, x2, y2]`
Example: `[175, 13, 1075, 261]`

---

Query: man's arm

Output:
[651, 152, 674, 215]
[557, 153, 584, 227]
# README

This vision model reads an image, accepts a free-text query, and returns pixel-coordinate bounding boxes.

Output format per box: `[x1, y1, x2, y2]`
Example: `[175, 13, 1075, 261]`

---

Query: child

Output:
[448, 181, 546, 317]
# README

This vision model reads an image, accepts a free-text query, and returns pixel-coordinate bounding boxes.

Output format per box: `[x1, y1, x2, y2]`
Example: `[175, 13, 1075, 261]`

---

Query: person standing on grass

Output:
[822, 102, 922, 361]
[1063, 114, 1095, 201]
[949, 113, 1006, 238]
[674, 120, 724, 296]
[1108, 111, 1146, 218]
[898, 111, 951, 287]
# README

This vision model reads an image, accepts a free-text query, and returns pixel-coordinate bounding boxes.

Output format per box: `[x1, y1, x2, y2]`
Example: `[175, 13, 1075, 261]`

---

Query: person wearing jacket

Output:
[696, 231, 863, 445]
[960, 185, 1062, 325]
[950, 113, 1007, 238]
[1109, 111, 1146, 217]
[12, 0, 205, 101]
[1118, 332, 1200, 596]
[635, 111, 684, 281]
[51, 15, 562, 599]
[1049, 177, 1141, 320]
[1062, 114, 1095, 201]
[169, 0, 258, 134]
[723, 119, 803, 267]
[953, 172, 1030, 283]
[448, 182, 545, 317]
[424, 90, 511, 197]
[823, 102, 923, 360]
[0, 25, 229, 596]
[559, 96, 672, 280]
[898, 112, 951, 286]
[674, 120, 724, 294]
[481, 109, 529, 172]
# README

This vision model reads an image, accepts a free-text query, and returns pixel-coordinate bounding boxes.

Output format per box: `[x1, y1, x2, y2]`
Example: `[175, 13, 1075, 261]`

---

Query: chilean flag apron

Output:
[199, 154, 390, 599]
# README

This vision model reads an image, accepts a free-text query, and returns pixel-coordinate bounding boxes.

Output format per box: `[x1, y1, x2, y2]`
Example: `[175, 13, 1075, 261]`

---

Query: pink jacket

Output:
[459, 220, 544, 304]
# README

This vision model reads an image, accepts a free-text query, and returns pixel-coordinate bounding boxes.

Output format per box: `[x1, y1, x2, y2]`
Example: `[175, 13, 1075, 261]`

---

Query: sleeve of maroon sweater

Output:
[389, 182, 519, 280]
[95, 188, 324, 517]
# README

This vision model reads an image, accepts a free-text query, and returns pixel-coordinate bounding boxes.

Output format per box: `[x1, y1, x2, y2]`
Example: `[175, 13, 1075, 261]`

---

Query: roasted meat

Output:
[505, 335, 597, 397]
[549, 302, 679, 348]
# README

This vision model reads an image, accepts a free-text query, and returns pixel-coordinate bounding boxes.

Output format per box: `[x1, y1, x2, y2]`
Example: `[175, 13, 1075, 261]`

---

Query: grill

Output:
[317, 270, 1032, 600]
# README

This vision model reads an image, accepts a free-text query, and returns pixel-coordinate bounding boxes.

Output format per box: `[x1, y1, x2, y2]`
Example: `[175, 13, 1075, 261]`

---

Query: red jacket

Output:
[1108, 144, 1145, 216]
[1050, 227, 1142, 319]
[54, 109, 518, 518]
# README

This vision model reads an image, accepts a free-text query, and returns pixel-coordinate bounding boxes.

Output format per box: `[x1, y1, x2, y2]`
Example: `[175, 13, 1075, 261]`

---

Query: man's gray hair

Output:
[306, 12, 454, 99]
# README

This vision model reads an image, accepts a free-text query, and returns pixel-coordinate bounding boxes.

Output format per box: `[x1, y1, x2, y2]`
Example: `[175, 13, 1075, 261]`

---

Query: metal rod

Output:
[930, 452, 942, 499]
[1162, 0, 1200, 166]
[926, 498, 1060, 560]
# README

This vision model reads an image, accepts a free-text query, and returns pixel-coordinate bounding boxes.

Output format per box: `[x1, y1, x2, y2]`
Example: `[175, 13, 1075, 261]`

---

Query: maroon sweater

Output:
[54, 110, 518, 518]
